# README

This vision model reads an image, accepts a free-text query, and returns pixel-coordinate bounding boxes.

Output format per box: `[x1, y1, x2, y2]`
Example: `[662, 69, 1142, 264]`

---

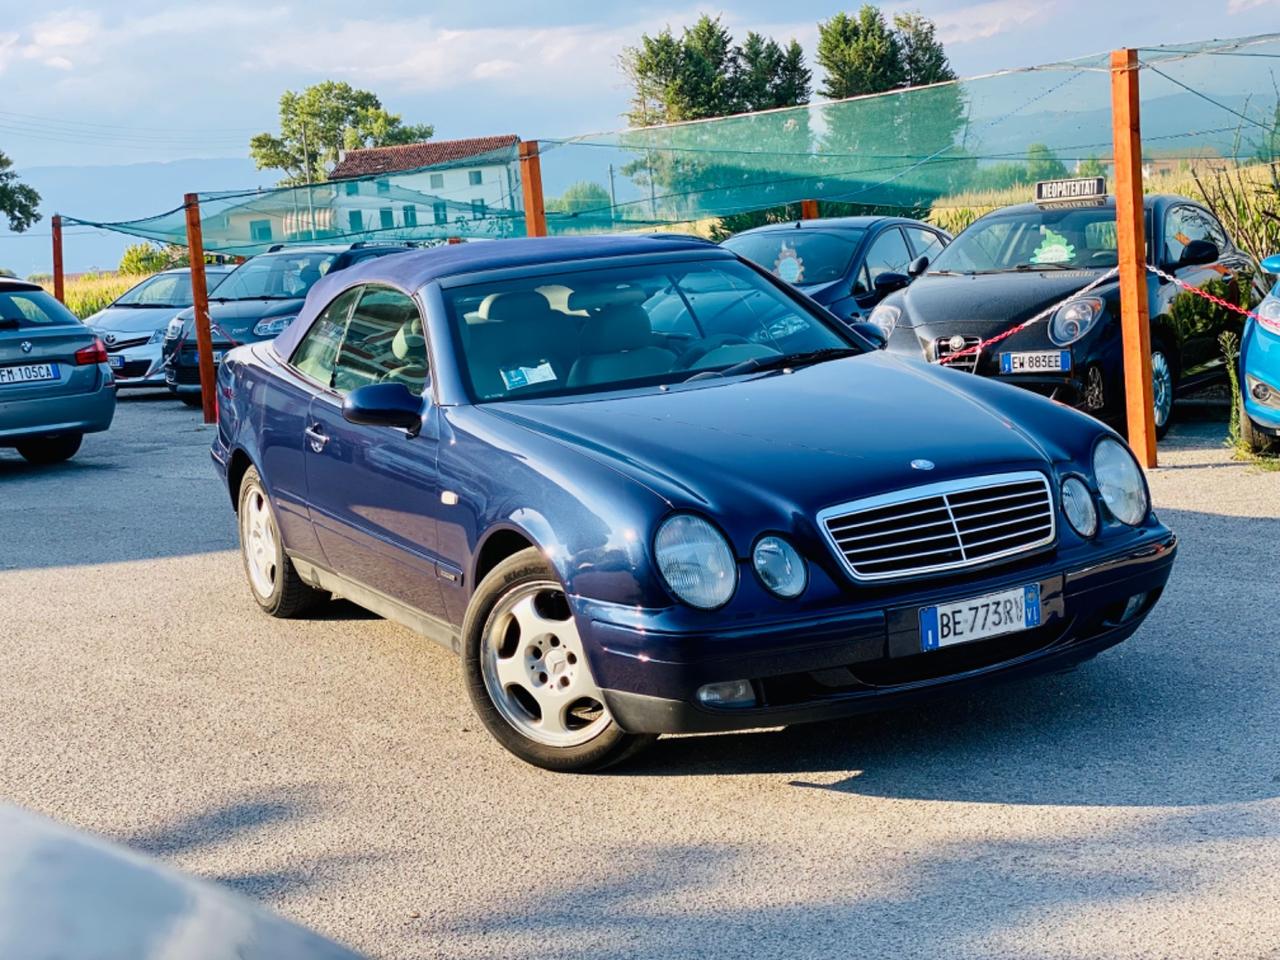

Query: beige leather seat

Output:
[567, 305, 675, 388]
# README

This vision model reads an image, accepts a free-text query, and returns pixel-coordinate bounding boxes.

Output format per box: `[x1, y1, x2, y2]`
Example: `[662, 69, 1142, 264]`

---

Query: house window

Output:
[379, 208, 394, 230]
[249, 219, 272, 242]
[429, 173, 444, 189]
[403, 205, 417, 228]
[344, 181, 359, 196]
[468, 170, 483, 186]
[433, 201, 448, 225]
[471, 199, 487, 219]
[348, 210, 363, 233]
[376, 179, 390, 195]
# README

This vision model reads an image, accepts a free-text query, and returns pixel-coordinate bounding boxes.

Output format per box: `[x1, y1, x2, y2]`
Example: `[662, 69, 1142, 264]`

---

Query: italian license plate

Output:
[0, 362, 59, 385]
[919, 584, 1041, 652]
[108, 355, 125, 369]
[1001, 350, 1070, 373]
[212, 350, 225, 363]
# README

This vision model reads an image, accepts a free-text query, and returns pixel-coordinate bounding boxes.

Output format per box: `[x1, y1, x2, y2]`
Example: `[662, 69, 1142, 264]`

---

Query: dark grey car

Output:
[0, 278, 115, 464]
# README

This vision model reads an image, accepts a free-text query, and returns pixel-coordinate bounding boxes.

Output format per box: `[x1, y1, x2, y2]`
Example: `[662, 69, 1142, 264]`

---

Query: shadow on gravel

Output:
[119, 787, 322, 858]
[631, 504, 1280, 810]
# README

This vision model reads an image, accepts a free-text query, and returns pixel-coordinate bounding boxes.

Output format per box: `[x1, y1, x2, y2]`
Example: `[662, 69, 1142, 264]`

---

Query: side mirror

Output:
[908, 256, 929, 277]
[848, 321, 888, 350]
[873, 271, 911, 297]
[1261, 253, 1280, 275]
[1176, 238, 1219, 269]
[342, 382, 424, 432]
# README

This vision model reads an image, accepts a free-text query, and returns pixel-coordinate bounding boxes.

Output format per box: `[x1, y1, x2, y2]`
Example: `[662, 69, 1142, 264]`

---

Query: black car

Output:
[163, 242, 417, 406]
[875, 195, 1266, 438]
[721, 216, 951, 324]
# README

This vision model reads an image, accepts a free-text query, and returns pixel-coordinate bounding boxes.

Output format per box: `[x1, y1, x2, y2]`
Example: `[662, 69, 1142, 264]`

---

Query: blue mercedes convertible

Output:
[212, 235, 1177, 771]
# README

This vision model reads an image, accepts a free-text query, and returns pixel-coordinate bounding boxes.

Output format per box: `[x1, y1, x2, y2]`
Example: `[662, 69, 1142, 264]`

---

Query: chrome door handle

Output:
[304, 425, 328, 452]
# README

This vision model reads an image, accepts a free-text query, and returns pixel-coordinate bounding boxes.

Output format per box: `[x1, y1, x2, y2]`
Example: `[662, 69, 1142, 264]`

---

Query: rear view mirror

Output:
[1176, 239, 1219, 269]
[342, 382, 424, 432]
[908, 256, 929, 277]
[873, 272, 911, 296]
[848, 321, 888, 350]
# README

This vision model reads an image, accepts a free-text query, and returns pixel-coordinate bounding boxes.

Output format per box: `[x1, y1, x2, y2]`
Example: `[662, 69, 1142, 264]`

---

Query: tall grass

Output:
[27, 272, 151, 320]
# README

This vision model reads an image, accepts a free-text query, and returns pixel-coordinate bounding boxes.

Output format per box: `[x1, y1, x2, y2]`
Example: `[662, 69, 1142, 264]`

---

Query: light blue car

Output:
[1240, 253, 1280, 451]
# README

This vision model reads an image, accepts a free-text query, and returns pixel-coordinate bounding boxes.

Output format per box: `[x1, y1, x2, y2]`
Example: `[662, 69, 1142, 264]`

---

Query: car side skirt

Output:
[289, 555, 461, 655]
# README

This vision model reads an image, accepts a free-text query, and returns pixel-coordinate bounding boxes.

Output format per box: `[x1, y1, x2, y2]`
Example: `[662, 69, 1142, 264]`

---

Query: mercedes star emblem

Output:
[911, 459, 936, 471]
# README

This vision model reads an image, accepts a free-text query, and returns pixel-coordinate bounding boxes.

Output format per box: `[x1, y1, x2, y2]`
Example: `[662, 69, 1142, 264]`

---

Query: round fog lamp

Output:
[1061, 477, 1098, 538]
[752, 536, 807, 598]
[1253, 381, 1273, 402]
[696, 680, 756, 708]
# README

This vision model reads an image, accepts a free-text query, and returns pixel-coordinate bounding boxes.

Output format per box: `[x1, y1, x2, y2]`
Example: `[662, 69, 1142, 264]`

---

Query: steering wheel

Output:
[675, 334, 750, 369]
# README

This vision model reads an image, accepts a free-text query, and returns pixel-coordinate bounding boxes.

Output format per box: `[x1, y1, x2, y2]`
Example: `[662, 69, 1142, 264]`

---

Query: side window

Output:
[904, 227, 946, 265]
[330, 287, 428, 395]
[291, 287, 360, 386]
[1165, 205, 1226, 264]
[862, 228, 913, 286]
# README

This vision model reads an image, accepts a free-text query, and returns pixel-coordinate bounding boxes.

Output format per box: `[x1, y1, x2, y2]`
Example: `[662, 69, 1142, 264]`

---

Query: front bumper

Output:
[164, 341, 232, 394]
[585, 528, 1176, 734]
[107, 341, 166, 388]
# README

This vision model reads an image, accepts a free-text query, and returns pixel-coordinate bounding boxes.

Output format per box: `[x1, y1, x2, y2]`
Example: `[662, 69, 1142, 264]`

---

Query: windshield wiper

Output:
[927, 269, 967, 276]
[1013, 262, 1077, 271]
[682, 347, 862, 383]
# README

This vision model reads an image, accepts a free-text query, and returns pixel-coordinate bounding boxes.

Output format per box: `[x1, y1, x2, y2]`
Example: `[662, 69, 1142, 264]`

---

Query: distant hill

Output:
[0, 157, 284, 277]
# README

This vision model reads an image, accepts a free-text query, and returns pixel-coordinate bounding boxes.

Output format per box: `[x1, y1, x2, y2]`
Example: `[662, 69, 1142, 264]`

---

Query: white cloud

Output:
[1226, 0, 1279, 11]
[927, 0, 1040, 45]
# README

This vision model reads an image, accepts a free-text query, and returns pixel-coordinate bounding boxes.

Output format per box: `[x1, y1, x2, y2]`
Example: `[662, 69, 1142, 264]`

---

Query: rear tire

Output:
[16, 434, 82, 465]
[462, 548, 654, 772]
[180, 393, 203, 408]
[1151, 341, 1177, 441]
[237, 466, 324, 618]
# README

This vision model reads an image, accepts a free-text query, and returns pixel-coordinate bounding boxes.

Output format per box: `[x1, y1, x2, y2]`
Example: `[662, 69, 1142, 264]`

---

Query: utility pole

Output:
[51, 215, 64, 304]
[301, 119, 317, 240]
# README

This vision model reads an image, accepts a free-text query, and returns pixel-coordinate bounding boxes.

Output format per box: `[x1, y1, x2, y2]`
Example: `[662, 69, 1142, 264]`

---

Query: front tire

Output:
[16, 434, 82, 464]
[462, 548, 653, 772]
[1151, 342, 1177, 440]
[180, 393, 203, 408]
[1239, 393, 1269, 454]
[237, 466, 324, 618]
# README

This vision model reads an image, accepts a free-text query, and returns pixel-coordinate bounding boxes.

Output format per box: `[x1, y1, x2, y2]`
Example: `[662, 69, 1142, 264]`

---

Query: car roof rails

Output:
[266, 244, 285, 252]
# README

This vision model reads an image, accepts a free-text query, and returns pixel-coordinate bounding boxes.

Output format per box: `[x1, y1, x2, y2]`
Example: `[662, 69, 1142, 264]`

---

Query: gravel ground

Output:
[2, 391, 1279, 960]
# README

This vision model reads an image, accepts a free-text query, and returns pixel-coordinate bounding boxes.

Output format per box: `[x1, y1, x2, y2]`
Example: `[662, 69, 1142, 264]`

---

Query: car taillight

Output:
[75, 338, 108, 365]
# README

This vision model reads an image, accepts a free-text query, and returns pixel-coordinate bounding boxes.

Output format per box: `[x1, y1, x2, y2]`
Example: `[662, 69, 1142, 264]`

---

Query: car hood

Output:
[86, 304, 184, 335]
[176, 298, 305, 342]
[481, 352, 1053, 523]
[899, 271, 1116, 336]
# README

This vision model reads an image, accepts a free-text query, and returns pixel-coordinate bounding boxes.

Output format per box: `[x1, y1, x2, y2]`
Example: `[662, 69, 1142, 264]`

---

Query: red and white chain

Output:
[1142, 262, 1263, 322]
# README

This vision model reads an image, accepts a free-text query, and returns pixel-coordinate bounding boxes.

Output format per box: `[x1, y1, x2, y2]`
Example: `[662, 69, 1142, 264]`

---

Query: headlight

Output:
[1060, 476, 1098, 538]
[1049, 297, 1104, 346]
[868, 303, 901, 338]
[1258, 294, 1280, 334]
[253, 315, 296, 338]
[148, 328, 166, 345]
[165, 317, 185, 340]
[654, 514, 737, 609]
[1093, 437, 1148, 525]
[752, 536, 807, 598]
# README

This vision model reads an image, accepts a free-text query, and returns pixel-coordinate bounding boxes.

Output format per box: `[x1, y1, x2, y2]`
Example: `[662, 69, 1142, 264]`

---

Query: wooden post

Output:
[51, 215, 65, 304]
[1110, 48, 1157, 467]
[183, 193, 217, 425]
[800, 199, 819, 220]
[518, 140, 548, 238]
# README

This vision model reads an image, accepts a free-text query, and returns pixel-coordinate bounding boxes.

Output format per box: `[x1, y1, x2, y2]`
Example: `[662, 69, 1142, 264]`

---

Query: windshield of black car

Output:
[444, 258, 854, 402]
[210, 253, 336, 301]
[929, 207, 1145, 274]
[0, 288, 80, 328]
[721, 229, 864, 286]
[114, 270, 228, 308]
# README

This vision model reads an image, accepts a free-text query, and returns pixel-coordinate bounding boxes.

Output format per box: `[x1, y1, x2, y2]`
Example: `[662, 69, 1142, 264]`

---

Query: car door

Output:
[300, 284, 448, 620]
[853, 227, 915, 313]
[1160, 203, 1248, 382]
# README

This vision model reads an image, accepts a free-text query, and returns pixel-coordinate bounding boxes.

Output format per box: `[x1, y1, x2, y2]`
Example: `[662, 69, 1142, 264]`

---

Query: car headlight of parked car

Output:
[752, 536, 807, 598]
[1257, 293, 1280, 334]
[148, 328, 167, 345]
[1093, 437, 1148, 525]
[1060, 476, 1098, 538]
[868, 303, 901, 338]
[165, 317, 186, 340]
[253, 316, 297, 338]
[1049, 297, 1105, 346]
[654, 514, 737, 609]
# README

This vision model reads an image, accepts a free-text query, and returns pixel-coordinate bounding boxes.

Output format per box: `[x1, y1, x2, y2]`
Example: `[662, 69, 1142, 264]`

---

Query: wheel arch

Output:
[227, 447, 255, 511]
[472, 524, 545, 590]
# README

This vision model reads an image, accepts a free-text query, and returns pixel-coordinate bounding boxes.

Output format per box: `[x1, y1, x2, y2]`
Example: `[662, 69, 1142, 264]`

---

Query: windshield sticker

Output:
[1031, 228, 1075, 264]
[774, 245, 804, 284]
[500, 362, 557, 390]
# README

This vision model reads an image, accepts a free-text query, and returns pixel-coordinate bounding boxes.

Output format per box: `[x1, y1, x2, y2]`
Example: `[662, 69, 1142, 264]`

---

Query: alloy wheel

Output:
[480, 581, 611, 748]
[1152, 350, 1174, 429]
[242, 488, 278, 599]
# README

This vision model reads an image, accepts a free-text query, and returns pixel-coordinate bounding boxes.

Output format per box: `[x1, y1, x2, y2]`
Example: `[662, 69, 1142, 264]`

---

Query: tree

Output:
[546, 181, 612, 216]
[250, 81, 434, 185]
[118, 243, 171, 275]
[0, 150, 40, 233]
[893, 13, 956, 88]
[1077, 155, 1108, 178]
[1027, 143, 1068, 181]
[816, 7, 903, 100]
[731, 34, 813, 113]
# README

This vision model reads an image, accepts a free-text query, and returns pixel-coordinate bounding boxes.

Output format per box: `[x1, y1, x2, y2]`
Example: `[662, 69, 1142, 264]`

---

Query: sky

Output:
[2, 0, 1277, 170]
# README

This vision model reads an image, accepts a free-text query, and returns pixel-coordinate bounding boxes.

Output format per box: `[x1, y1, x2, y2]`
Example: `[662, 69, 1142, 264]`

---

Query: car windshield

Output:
[929, 206, 1144, 274]
[114, 270, 227, 308]
[445, 258, 855, 402]
[0, 288, 80, 328]
[210, 253, 336, 301]
[722, 229, 865, 286]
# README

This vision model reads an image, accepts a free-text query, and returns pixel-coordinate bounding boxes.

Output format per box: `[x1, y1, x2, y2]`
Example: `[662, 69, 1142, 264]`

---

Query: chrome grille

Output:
[935, 336, 982, 373]
[104, 335, 150, 352]
[819, 472, 1055, 581]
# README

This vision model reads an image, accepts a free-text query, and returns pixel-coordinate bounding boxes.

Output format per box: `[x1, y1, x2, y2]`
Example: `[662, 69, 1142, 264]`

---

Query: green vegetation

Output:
[118, 242, 172, 275]
[250, 81, 435, 185]
[0, 148, 40, 232]
[816, 7, 954, 99]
